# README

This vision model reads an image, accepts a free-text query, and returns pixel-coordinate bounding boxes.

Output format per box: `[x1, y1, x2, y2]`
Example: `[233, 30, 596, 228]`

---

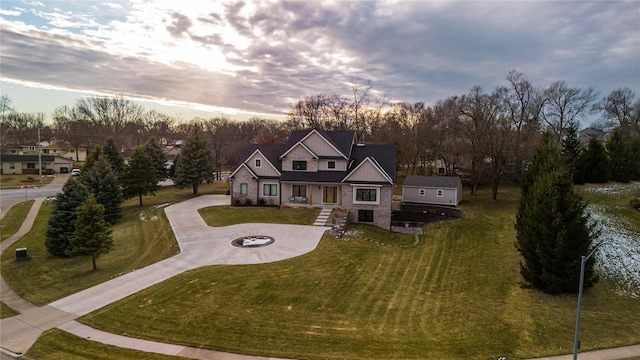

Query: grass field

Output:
[0, 175, 55, 189]
[0, 301, 19, 318]
[1, 200, 34, 242]
[77, 184, 640, 360]
[26, 329, 183, 360]
[0, 182, 227, 305]
[199, 205, 319, 226]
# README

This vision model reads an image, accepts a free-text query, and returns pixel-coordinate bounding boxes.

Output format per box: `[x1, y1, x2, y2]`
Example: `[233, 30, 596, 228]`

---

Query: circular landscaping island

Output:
[231, 235, 275, 248]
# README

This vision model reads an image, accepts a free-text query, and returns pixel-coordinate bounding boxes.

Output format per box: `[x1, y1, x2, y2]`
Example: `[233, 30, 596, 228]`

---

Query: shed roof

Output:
[403, 175, 461, 188]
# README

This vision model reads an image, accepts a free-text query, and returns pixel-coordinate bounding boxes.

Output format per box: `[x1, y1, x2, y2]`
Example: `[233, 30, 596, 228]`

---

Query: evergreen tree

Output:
[69, 194, 113, 271]
[173, 127, 214, 195]
[45, 178, 89, 257]
[103, 137, 124, 174]
[515, 137, 598, 295]
[83, 144, 104, 170]
[582, 137, 610, 183]
[522, 132, 563, 195]
[561, 122, 586, 184]
[606, 128, 633, 183]
[80, 155, 124, 224]
[123, 147, 159, 206]
[143, 137, 167, 181]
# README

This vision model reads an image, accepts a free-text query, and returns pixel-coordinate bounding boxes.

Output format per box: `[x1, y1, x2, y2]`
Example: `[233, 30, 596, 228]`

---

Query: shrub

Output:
[630, 197, 640, 211]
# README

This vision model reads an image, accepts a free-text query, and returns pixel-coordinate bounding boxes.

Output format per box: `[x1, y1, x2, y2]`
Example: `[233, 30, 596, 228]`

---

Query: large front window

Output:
[293, 161, 307, 170]
[263, 184, 277, 196]
[292, 184, 306, 197]
[355, 188, 377, 202]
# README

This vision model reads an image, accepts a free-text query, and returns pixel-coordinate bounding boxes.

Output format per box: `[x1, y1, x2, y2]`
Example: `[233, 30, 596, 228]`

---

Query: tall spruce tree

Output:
[45, 178, 89, 257]
[81, 154, 124, 224]
[630, 136, 640, 180]
[515, 133, 598, 295]
[123, 147, 159, 206]
[103, 137, 124, 174]
[173, 127, 214, 195]
[69, 194, 113, 271]
[143, 137, 167, 181]
[582, 137, 610, 183]
[606, 128, 633, 183]
[561, 122, 586, 184]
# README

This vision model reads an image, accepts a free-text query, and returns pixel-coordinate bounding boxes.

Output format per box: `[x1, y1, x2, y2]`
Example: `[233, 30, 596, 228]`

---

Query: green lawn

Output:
[79, 185, 640, 360]
[0, 175, 54, 189]
[0, 301, 19, 318]
[1, 200, 34, 242]
[0, 182, 227, 305]
[27, 329, 183, 360]
[199, 205, 319, 226]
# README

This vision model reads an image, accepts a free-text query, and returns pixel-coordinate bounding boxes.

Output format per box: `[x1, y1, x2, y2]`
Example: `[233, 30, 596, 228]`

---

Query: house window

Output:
[358, 210, 374, 222]
[28, 146, 36, 151]
[293, 161, 307, 170]
[328, 161, 336, 169]
[263, 184, 277, 196]
[355, 188, 377, 202]
[437, 189, 444, 197]
[419, 189, 426, 196]
[240, 183, 248, 195]
[9, 163, 15, 169]
[292, 185, 306, 197]
[27, 163, 36, 169]
[255, 159, 261, 168]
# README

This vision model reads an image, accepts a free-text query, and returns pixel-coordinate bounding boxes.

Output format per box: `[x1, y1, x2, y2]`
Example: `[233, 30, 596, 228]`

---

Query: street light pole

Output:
[573, 240, 607, 360]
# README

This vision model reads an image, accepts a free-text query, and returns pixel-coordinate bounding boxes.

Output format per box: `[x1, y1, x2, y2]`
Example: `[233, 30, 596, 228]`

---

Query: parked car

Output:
[71, 168, 81, 176]
[60, 167, 69, 173]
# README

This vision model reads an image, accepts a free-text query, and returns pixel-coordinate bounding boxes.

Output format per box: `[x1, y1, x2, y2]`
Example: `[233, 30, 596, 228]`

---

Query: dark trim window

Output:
[255, 159, 261, 168]
[327, 161, 336, 169]
[358, 209, 374, 222]
[436, 189, 444, 197]
[263, 184, 277, 196]
[240, 183, 248, 195]
[293, 161, 307, 170]
[292, 184, 306, 197]
[27, 163, 36, 169]
[355, 188, 377, 202]
[419, 189, 426, 196]
[9, 162, 15, 169]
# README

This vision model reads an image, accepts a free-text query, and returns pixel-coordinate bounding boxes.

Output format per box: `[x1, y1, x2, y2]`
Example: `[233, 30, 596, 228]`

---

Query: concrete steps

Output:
[313, 208, 333, 226]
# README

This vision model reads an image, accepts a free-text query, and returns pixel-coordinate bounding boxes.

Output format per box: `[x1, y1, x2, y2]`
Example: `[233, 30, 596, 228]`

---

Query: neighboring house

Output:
[402, 175, 462, 206]
[579, 127, 607, 147]
[229, 129, 396, 229]
[0, 155, 73, 175]
[2, 142, 87, 161]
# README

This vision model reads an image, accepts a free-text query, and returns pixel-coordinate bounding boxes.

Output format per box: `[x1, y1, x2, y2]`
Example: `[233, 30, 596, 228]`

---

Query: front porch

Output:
[281, 182, 343, 208]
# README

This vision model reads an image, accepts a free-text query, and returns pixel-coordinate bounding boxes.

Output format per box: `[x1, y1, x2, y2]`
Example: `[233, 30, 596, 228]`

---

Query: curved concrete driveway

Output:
[51, 195, 329, 316]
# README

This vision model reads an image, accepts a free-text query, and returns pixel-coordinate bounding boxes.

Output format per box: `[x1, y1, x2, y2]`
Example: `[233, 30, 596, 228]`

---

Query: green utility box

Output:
[15, 247, 31, 261]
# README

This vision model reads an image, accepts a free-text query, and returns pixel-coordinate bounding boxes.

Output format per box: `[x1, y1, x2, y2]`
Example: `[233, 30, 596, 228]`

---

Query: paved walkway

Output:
[1, 195, 327, 359]
[1, 194, 639, 360]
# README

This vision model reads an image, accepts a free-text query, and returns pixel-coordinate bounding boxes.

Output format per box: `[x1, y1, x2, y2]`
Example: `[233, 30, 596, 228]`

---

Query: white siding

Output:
[247, 152, 279, 177]
[344, 160, 388, 183]
[302, 132, 344, 158]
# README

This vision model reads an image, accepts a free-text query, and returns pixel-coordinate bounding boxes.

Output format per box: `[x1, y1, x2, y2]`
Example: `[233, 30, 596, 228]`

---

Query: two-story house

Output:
[229, 129, 396, 229]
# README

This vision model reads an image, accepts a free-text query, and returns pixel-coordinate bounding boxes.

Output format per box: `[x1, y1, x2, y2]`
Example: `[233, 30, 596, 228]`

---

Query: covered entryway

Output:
[323, 186, 338, 204]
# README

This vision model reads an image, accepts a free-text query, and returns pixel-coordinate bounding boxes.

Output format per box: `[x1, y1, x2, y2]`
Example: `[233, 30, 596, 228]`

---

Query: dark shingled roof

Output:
[349, 144, 396, 180]
[403, 175, 461, 188]
[282, 130, 355, 158]
[1, 155, 55, 162]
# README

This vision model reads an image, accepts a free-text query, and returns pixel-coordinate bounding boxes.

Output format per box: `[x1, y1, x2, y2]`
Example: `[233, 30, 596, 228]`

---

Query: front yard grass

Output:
[26, 329, 183, 360]
[1, 200, 34, 242]
[0, 175, 54, 189]
[0, 301, 19, 318]
[0, 182, 227, 305]
[79, 185, 640, 360]
[198, 205, 319, 226]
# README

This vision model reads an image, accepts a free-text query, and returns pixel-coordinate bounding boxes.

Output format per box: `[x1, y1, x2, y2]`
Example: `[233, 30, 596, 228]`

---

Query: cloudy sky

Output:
[1, 0, 638, 123]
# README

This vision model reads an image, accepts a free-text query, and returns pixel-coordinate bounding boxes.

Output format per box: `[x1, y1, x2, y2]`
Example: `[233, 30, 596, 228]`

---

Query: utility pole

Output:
[573, 240, 608, 360]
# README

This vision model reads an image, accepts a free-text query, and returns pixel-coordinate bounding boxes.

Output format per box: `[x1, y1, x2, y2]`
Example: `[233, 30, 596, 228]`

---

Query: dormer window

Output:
[293, 161, 307, 170]
[328, 161, 336, 169]
[255, 159, 261, 168]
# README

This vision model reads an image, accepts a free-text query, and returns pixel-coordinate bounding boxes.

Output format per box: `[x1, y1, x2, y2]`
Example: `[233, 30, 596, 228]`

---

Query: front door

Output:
[323, 186, 337, 204]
